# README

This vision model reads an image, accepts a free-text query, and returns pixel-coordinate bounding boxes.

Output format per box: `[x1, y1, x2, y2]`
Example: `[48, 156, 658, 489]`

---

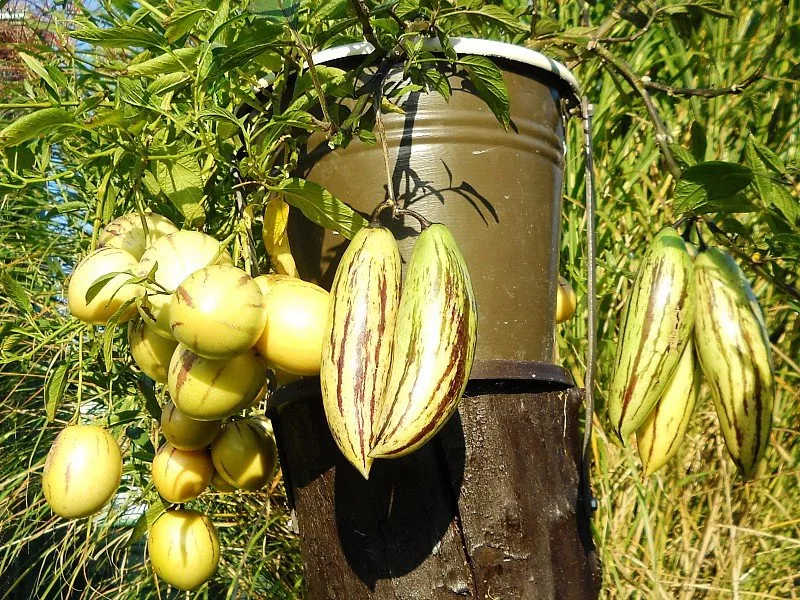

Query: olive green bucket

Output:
[288, 38, 581, 371]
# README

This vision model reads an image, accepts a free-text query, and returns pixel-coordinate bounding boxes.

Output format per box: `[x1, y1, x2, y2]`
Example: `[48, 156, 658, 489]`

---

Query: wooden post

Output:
[269, 376, 600, 599]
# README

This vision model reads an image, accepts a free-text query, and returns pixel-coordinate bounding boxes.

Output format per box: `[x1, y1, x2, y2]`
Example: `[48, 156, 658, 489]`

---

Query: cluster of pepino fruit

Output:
[607, 226, 774, 479]
[321, 210, 478, 479]
[44, 211, 332, 590]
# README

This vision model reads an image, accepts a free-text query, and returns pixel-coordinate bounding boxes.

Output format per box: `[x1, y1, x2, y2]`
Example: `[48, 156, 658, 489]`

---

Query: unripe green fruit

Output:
[128, 318, 178, 383]
[136, 231, 232, 339]
[42, 425, 122, 519]
[254, 277, 330, 376]
[168, 345, 269, 421]
[67, 247, 140, 324]
[210, 419, 278, 491]
[170, 265, 267, 359]
[148, 510, 220, 591]
[555, 276, 577, 324]
[151, 442, 214, 504]
[160, 400, 221, 451]
[98, 212, 178, 260]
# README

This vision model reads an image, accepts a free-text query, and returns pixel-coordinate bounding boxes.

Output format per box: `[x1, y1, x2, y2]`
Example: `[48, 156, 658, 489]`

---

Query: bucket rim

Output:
[312, 37, 581, 99]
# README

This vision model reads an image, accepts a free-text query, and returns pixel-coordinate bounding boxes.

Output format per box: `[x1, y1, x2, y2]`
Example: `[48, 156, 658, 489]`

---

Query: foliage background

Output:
[0, 0, 798, 598]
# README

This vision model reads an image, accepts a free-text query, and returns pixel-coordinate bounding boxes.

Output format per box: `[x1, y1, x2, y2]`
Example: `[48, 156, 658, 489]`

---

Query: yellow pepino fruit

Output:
[160, 400, 221, 451]
[169, 264, 267, 359]
[67, 247, 141, 325]
[136, 231, 232, 339]
[42, 425, 122, 519]
[168, 345, 269, 421]
[254, 276, 330, 376]
[210, 471, 236, 493]
[555, 276, 577, 323]
[98, 212, 178, 260]
[128, 318, 178, 383]
[148, 509, 220, 591]
[151, 442, 214, 504]
[210, 419, 278, 491]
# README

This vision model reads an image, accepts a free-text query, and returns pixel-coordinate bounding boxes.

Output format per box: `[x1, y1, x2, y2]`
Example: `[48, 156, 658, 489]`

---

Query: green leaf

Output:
[155, 157, 206, 226]
[276, 178, 367, 239]
[71, 25, 167, 49]
[249, 0, 301, 24]
[770, 233, 800, 250]
[750, 137, 786, 173]
[0, 108, 73, 149]
[147, 72, 192, 96]
[690, 121, 706, 161]
[44, 363, 69, 422]
[44, 364, 69, 421]
[746, 142, 798, 226]
[18, 52, 59, 94]
[418, 67, 451, 101]
[1, 272, 32, 315]
[440, 5, 526, 33]
[136, 375, 162, 420]
[165, 7, 210, 42]
[458, 56, 510, 131]
[673, 161, 755, 215]
[127, 47, 201, 77]
[669, 143, 696, 170]
[126, 500, 170, 546]
[103, 299, 136, 371]
[84, 272, 121, 304]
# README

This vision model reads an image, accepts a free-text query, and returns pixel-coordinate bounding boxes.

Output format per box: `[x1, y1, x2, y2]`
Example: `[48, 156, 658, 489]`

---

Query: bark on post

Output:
[269, 377, 600, 599]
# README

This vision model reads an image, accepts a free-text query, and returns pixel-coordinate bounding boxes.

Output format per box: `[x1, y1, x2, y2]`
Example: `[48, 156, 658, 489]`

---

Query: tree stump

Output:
[269, 373, 600, 599]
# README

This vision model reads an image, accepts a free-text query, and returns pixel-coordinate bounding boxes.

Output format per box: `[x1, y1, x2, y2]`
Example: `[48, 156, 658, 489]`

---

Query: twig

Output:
[589, 43, 682, 179]
[641, 4, 787, 98]
[349, 0, 382, 50]
[703, 217, 800, 303]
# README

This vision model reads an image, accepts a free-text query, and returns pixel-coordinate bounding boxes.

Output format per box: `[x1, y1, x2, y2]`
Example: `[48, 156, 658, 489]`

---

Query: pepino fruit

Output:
[148, 509, 220, 590]
[168, 345, 269, 421]
[160, 400, 221, 451]
[636, 340, 701, 476]
[254, 276, 330, 376]
[320, 224, 401, 478]
[555, 276, 577, 323]
[371, 223, 477, 460]
[606, 227, 696, 442]
[210, 419, 278, 491]
[694, 247, 774, 479]
[151, 442, 214, 503]
[169, 264, 267, 360]
[136, 231, 232, 339]
[67, 247, 140, 325]
[98, 212, 178, 260]
[42, 425, 122, 519]
[128, 317, 178, 383]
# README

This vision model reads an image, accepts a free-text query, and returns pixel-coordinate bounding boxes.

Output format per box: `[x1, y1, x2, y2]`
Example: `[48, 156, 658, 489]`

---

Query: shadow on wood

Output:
[269, 379, 600, 599]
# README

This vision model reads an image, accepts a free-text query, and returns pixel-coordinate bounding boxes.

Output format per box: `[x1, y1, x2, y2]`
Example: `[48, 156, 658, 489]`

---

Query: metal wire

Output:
[580, 97, 598, 516]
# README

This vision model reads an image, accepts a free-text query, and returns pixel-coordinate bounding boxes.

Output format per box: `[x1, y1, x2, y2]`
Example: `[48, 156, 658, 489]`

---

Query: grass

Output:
[1, 0, 799, 598]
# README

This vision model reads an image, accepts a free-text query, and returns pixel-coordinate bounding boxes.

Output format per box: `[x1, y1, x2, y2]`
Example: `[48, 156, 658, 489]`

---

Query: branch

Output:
[349, 0, 382, 50]
[641, 4, 787, 98]
[703, 217, 800, 303]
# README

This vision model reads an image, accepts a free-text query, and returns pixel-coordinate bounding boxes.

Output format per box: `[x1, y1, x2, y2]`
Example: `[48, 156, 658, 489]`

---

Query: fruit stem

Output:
[369, 201, 431, 230]
[695, 220, 708, 251]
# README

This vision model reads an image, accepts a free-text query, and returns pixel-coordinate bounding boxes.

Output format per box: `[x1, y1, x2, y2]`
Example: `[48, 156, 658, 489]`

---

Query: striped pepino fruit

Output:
[320, 223, 401, 479]
[607, 227, 696, 442]
[636, 339, 702, 476]
[370, 223, 477, 459]
[693, 247, 774, 480]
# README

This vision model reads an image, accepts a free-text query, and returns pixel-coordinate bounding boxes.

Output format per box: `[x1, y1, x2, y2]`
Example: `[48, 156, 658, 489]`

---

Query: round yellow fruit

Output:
[253, 273, 294, 296]
[67, 247, 141, 325]
[98, 212, 178, 260]
[271, 366, 302, 388]
[136, 231, 232, 339]
[160, 400, 221, 451]
[169, 264, 267, 359]
[254, 278, 330, 375]
[148, 509, 220, 591]
[42, 425, 122, 519]
[168, 345, 269, 421]
[555, 276, 577, 324]
[151, 442, 214, 504]
[210, 471, 236, 493]
[210, 419, 278, 491]
[128, 318, 178, 383]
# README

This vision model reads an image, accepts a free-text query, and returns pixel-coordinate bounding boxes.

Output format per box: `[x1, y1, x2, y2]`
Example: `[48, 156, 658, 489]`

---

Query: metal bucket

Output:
[289, 38, 580, 369]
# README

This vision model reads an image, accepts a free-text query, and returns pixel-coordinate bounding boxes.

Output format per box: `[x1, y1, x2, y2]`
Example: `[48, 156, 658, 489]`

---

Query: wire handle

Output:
[580, 97, 598, 517]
